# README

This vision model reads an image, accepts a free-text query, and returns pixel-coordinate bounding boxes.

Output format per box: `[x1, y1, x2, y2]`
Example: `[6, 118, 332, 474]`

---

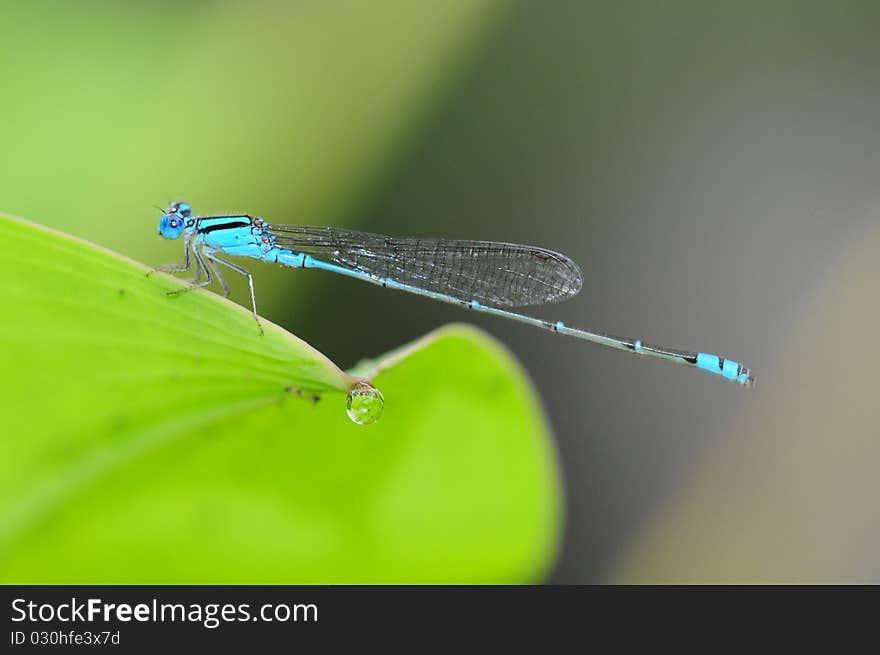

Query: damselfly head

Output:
[157, 201, 193, 239]
[166, 201, 193, 219]
[158, 212, 184, 239]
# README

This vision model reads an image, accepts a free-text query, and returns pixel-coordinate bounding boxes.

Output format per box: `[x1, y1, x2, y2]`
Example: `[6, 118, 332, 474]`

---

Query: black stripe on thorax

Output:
[196, 217, 253, 234]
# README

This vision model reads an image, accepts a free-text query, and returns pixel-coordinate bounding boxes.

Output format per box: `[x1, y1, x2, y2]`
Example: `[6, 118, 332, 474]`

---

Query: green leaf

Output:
[0, 214, 561, 583]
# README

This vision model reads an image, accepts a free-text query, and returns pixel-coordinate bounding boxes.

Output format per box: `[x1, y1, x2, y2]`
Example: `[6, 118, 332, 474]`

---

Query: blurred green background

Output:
[3, 0, 880, 582]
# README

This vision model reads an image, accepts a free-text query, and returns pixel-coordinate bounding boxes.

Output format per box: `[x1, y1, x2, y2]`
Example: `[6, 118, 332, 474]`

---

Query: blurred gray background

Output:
[286, 1, 880, 582]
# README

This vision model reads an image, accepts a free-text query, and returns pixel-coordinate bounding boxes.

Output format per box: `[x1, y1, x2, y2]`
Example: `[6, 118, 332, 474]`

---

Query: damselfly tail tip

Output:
[696, 352, 755, 388]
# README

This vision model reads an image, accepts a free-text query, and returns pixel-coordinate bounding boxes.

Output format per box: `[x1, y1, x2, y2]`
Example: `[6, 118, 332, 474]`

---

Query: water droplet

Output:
[346, 382, 384, 426]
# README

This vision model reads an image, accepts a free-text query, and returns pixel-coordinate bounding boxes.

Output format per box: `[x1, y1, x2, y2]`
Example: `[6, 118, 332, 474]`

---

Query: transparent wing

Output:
[268, 224, 583, 307]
